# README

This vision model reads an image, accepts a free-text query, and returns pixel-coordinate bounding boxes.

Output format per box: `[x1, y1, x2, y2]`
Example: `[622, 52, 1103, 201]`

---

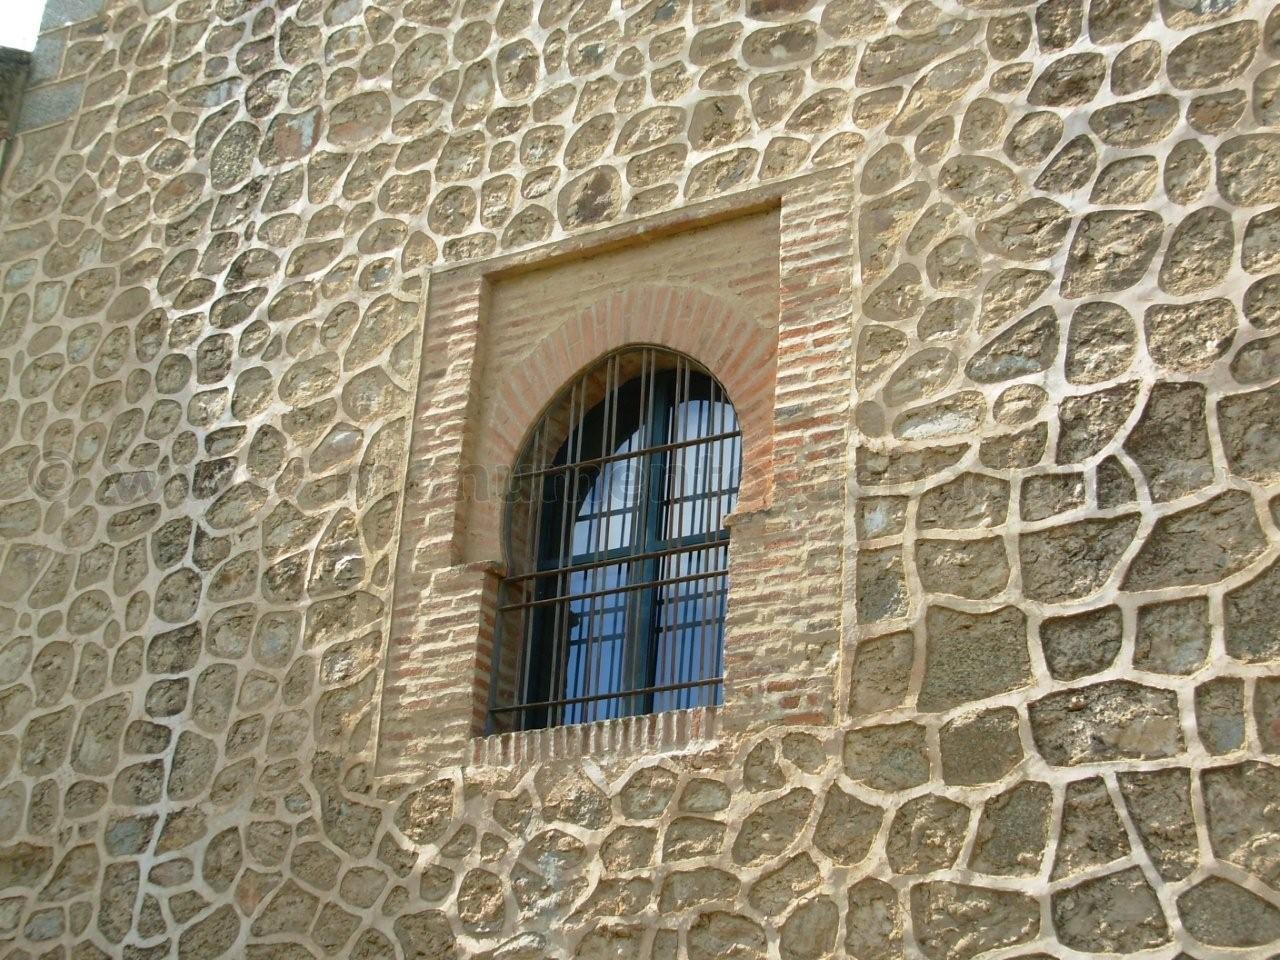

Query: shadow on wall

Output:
[7, 0, 101, 143]
[0, 48, 32, 185]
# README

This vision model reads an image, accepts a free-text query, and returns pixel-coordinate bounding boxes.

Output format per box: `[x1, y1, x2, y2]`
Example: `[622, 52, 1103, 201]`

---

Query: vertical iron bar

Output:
[578, 359, 604, 722]
[588, 352, 618, 721]
[636, 349, 671, 716]
[694, 381, 719, 707]
[500, 417, 542, 731]
[710, 384, 730, 705]
[664, 355, 690, 710]
[628, 347, 659, 716]
[550, 376, 584, 728]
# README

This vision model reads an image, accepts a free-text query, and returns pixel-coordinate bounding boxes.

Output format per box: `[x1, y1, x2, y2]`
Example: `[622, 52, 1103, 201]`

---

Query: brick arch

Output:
[467, 283, 776, 566]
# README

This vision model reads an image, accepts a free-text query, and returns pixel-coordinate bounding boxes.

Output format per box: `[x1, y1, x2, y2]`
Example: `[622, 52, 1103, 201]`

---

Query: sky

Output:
[1, 0, 47, 51]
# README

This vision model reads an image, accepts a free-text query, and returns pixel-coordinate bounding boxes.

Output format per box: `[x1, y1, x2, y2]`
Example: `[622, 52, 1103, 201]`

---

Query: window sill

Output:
[467, 705, 723, 769]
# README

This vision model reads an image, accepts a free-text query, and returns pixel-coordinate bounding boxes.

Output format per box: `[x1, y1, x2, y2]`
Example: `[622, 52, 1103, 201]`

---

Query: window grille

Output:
[489, 346, 741, 732]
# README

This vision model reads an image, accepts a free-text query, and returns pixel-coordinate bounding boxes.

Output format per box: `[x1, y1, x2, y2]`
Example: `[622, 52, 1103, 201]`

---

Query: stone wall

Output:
[0, 0, 1279, 957]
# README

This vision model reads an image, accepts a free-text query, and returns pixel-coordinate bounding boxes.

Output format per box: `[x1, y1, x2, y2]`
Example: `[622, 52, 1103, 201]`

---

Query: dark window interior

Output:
[490, 347, 741, 732]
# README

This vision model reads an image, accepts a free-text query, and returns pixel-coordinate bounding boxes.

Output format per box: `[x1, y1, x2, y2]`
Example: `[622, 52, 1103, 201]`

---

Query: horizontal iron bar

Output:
[512, 428, 742, 480]
[498, 565, 729, 612]
[490, 675, 723, 714]
[504, 533, 729, 584]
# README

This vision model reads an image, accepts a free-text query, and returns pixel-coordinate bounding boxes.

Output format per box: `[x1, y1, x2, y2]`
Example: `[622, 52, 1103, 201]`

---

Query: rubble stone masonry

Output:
[0, 0, 1279, 956]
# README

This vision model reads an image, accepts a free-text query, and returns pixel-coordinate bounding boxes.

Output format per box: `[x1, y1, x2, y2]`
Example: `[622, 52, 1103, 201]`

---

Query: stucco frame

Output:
[376, 167, 857, 777]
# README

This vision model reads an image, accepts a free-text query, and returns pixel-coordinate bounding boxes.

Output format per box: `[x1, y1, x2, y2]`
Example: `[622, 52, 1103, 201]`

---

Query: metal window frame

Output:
[488, 346, 741, 733]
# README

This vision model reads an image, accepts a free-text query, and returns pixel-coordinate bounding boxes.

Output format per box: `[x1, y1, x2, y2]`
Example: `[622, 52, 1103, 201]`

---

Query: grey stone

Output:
[663, 817, 725, 861]
[1245, 275, 1280, 330]
[1053, 867, 1170, 951]
[1089, 0, 1154, 42]
[1203, 761, 1280, 886]
[743, 741, 785, 792]
[1119, 767, 1199, 880]
[687, 911, 765, 960]
[856, 547, 908, 622]
[1135, 596, 1211, 674]
[1197, 678, 1246, 754]
[1219, 382, 1280, 482]
[843, 723, 930, 791]
[849, 631, 913, 716]
[1167, 20, 1259, 89]
[1127, 384, 1215, 502]
[970, 781, 1051, 876]
[1124, 491, 1266, 591]
[916, 538, 1009, 600]
[177, 903, 240, 960]
[976, 200, 1070, 263]
[980, 268, 1053, 332]
[1036, 134, 1097, 192]
[857, 442, 968, 486]
[1191, 90, 1247, 137]
[731, 789, 813, 865]
[780, 896, 838, 960]
[1020, 473, 1084, 521]
[857, 19, 981, 86]
[911, 882, 1039, 960]
[1040, 606, 1122, 681]
[16, 79, 87, 134]
[1145, 299, 1237, 372]
[918, 474, 1008, 529]
[845, 877, 902, 960]
[940, 708, 1023, 786]
[1061, 210, 1163, 298]
[1032, 681, 1183, 765]
[883, 344, 954, 405]
[98, 860, 139, 943]
[1177, 877, 1280, 947]
[919, 606, 1032, 712]
[966, 307, 1058, 383]
[1064, 302, 1135, 385]
[1166, 139, 1211, 203]
[1259, 678, 1280, 753]
[1231, 335, 1280, 386]
[886, 794, 969, 874]
[1089, 94, 1180, 146]
[457, 869, 504, 934]
[1112, 39, 1162, 94]
[939, 155, 1021, 216]
[1218, 135, 1280, 205]
[1244, 206, 1280, 274]
[812, 784, 881, 865]
[1091, 155, 1158, 203]
[1029, 52, 1105, 106]
[1052, 777, 1130, 879]
[618, 766, 677, 819]
[1160, 206, 1234, 294]
[1021, 515, 1139, 603]
[1225, 557, 1280, 662]
[0, 841, 53, 889]
[888, 51, 990, 136]
[777, 739, 822, 780]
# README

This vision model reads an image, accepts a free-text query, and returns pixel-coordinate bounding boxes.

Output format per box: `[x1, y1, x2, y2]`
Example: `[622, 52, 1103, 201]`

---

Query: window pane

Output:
[664, 397, 739, 541]
[651, 543, 728, 712]
[570, 427, 644, 558]
[495, 348, 741, 731]
[565, 560, 634, 727]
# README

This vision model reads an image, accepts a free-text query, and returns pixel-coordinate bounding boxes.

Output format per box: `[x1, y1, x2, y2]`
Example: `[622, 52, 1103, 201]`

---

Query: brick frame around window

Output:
[376, 167, 857, 777]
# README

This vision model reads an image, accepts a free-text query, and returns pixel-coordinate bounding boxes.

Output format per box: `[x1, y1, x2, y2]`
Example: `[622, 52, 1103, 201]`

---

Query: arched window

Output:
[490, 346, 742, 732]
